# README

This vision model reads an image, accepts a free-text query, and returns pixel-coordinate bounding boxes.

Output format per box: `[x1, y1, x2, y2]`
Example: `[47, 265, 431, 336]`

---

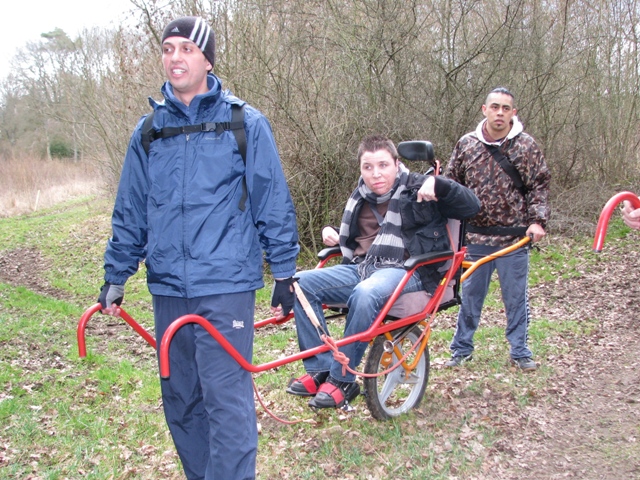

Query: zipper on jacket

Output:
[182, 133, 190, 297]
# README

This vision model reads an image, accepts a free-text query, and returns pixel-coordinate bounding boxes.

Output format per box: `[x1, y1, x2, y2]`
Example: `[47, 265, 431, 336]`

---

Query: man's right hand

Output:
[98, 282, 125, 316]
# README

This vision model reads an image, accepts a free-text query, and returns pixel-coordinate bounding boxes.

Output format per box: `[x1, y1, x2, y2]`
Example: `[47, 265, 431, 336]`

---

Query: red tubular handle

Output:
[77, 303, 102, 357]
[77, 303, 156, 357]
[159, 314, 255, 378]
[593, 191, 640, 252]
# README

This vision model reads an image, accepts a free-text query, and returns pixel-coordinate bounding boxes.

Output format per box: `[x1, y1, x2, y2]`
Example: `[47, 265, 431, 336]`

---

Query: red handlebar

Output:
[593, 191, 640, 252]
[158, 314, 255, 378]
[77, 303, 156, 357]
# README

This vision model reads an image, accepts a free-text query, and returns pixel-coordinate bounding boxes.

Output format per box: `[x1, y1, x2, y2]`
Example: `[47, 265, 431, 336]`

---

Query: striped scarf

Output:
[339, 162, 410, 280]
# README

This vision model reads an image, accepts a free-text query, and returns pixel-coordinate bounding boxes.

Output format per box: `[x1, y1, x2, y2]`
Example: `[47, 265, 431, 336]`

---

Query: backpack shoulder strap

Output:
[141, 111, 156, 156]
[230, 104, 248, 211]
[485, 144, 528, 196]
[230, 104, 246, 163]
[140, 105, 246, 159]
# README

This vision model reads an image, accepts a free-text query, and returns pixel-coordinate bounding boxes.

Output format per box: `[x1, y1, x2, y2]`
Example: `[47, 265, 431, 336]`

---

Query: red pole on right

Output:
[593, 191, 640, 252]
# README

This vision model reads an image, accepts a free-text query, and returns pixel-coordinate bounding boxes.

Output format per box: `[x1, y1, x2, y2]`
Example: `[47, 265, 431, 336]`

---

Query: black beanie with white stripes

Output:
[162, 16, 215, 68]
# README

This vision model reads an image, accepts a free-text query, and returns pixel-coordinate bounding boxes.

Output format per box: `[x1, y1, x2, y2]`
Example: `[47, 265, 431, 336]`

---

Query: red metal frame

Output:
[77, 191, 638, 371]
[78, 231, 541, 379]
[593, 191, 640, 252]
[77, 303, 156, 357]
[157, 249, 466, 378]
[76, 248, 467, 378]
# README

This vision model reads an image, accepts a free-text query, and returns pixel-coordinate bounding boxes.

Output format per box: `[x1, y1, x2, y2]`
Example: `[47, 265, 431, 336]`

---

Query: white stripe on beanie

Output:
[190, 17, 211, 51]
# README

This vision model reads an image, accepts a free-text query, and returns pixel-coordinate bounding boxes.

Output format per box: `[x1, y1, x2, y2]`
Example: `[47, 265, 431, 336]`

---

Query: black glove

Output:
[98, 282, 125, 309]
[271, 277, 296, 316]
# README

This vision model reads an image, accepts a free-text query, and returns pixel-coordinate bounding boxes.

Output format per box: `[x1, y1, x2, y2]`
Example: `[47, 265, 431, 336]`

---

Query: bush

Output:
[49, 138, 75, 159]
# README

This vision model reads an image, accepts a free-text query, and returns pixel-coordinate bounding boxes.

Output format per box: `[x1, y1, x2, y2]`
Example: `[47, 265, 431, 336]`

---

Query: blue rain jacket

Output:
[104, 74, 299, 297]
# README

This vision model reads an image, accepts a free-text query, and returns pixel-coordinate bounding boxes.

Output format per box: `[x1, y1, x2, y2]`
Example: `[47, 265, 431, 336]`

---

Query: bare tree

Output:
[1, 0, 639, 242]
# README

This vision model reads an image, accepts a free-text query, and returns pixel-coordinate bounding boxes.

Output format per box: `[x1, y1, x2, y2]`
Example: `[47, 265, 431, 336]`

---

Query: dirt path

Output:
[508, 335, 640, 479]
[494, 240, 640, 479]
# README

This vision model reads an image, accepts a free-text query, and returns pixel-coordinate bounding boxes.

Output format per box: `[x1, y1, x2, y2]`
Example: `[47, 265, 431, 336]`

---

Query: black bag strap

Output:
[140, 112, 156, 155]
[231, 103, 247, 165]
[231, 104, 248, 211]
[486, 144, 528, 197]
[140, 104, 248, 210]
[141, 104, 245, 155]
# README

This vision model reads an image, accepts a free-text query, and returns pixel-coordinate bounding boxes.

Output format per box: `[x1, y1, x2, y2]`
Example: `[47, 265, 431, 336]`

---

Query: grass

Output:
[0, 157, 99, 218]
[0, 195, 636, 478]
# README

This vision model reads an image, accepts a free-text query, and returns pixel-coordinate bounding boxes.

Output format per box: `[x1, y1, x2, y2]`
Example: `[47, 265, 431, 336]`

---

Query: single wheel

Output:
[363, 326, 429, 420]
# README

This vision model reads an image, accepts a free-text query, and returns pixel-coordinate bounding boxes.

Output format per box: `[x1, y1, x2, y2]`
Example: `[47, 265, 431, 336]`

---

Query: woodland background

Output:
[1, 0, 639, 254]
[1, 2, 640, 477]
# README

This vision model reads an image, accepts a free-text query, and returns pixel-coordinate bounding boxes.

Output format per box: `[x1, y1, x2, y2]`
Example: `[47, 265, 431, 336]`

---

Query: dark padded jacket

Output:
[342, 173, 480, 293]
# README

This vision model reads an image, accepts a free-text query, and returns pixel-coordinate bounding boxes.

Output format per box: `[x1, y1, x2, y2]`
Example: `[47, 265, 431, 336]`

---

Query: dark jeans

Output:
[294, 264, 423, 382]
[450, 244, 533, 359]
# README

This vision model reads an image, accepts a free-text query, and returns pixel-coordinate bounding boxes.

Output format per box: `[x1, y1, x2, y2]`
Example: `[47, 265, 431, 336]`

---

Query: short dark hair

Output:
[486, 87, 515, 106]
[357, 135, 399, 163]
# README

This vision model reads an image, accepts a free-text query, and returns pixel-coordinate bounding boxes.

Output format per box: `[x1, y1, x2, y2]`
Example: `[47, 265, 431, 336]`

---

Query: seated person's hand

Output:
[417, 176, 437, 202]
[322, 227, 340, 246]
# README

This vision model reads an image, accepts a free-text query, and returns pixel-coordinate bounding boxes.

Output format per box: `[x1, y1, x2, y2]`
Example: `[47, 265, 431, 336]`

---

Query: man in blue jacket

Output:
[97, 16, 299, 480]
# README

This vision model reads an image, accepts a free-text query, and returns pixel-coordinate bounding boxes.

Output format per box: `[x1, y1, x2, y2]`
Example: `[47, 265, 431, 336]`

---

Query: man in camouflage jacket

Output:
[444, 87, 551, 371]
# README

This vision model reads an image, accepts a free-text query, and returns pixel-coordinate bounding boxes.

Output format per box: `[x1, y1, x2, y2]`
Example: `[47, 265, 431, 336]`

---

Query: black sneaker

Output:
[308, 376, 360, 409]
[445, 354, 473, 367]
[511, 357, 537, 371]
[286, 371, 329, 396]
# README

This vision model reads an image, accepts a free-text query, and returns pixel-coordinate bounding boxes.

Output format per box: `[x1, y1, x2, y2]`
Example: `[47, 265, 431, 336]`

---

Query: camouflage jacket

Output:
[444, 117, 551, 247]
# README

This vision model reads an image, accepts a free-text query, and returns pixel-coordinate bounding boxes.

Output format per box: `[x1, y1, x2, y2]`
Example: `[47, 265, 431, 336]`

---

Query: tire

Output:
[363, 326, 429, 420]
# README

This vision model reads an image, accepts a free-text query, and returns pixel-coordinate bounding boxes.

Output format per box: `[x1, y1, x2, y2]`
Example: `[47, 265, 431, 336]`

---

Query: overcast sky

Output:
[0, 0, 136, 80]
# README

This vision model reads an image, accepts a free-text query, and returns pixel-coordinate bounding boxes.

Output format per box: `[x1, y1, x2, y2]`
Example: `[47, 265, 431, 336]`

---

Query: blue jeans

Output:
[154, 293, 257, 480]
[450, 244, 533, 359]
[293, 263, 423, 383]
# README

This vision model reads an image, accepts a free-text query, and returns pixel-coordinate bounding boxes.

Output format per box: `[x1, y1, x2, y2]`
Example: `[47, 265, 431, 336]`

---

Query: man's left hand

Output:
[526, 223, 546, 243]
[417, 176, 437, 203]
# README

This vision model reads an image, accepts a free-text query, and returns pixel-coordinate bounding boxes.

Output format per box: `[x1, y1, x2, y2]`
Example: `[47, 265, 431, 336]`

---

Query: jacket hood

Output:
[475, 115, 523, 145]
